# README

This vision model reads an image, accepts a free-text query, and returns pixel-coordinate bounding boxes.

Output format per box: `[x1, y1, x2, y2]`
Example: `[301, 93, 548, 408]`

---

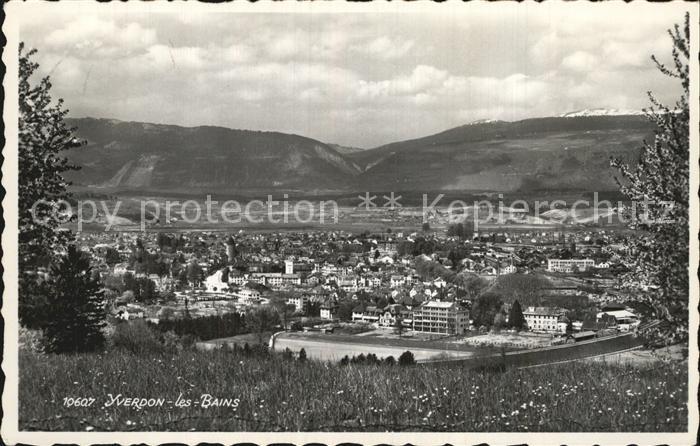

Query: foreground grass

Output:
[19, 349, 688, 432]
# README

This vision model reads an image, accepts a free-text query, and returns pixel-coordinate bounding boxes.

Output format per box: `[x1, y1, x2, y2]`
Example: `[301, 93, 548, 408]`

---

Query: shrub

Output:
[383, 355, 396, 366]
[18, 326, 43, 353]
[108, 320, 164, 355]
[298, 348, 307, 362]
[398, 350, 416, 366]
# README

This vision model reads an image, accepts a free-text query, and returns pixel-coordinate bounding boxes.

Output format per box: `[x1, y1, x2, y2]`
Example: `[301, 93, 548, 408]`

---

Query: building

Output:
[378, 304, 411, 327]
[596, 309, 640, 331]
[411, 301, 470, 335]
[547, 258, 595, 273]
[286, 294, 308, 313]
[523, 306, 567, 333]
[320, 301, 339, 320]
[351, 304, 382, 324]
[236, 288, 262, 304]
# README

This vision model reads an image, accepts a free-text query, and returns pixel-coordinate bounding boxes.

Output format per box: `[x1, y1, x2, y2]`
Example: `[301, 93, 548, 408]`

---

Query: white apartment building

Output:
[547, 258, 595, 273]
[412, 301, 470, 335]
[523, 306, 567, 333]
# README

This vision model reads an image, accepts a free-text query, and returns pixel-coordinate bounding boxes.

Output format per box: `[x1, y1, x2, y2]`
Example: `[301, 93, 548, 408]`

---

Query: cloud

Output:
[561, 51, 599, 72]
[44, 16, 156, 59]
[20, 8, 689, 147]
[353, 36, 415, 60]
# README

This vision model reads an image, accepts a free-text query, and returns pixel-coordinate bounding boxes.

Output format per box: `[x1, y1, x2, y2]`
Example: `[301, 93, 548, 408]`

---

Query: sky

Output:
[20, 5, 688, 148]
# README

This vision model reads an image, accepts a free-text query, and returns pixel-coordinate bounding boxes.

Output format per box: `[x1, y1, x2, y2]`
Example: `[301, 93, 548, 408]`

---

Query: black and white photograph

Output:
[1, 1, 698, 444]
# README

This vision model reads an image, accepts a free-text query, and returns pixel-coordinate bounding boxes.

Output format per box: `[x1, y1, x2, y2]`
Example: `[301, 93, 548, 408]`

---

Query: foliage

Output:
[492, 312, 507, 332]
[487, 273, 552, 306]
[398, 350, 416, 366]
[19, 348, 687, 432]
[471, 293, 504, 328]
[42, 246, 106, 353]
[122, 273, 159, 302]
[245, 306, 280, 344]
[109, 320, 165, 355]
[18, 44, 83, 328]
[393, 314, 404, 337]
[298, 348, 307, 362]
[447, 221, 474, 239]
[104, 248, 121, 266]
[152, 312, 246, 341]
[507, 300, 526, 331]
[452, 272, 488, 299]
[610, 14, 690, 344]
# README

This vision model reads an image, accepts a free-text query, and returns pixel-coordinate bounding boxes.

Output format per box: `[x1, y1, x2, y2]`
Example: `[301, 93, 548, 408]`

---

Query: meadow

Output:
[19, 347, 688, 432]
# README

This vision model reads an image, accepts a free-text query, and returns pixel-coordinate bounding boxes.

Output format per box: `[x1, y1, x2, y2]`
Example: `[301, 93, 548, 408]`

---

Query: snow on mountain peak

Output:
[559, 108, 644, 118]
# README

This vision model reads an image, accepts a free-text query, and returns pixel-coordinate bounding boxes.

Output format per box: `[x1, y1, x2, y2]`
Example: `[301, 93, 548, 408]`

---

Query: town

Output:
[67, 217, 653, 361]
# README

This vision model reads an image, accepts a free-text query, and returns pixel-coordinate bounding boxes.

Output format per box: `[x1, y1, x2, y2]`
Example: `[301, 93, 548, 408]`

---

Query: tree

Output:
[611, 14, 690, 344]
[471, 293, 503, 328]
[245, 306, 280, 344]
[393, 314, 404, 337]
[270, 293, 295, 329]
[298, 348, 307, 362]
[104, 248, 121, 266]
[398, 350, 416, 366]
[42, 246, 106, 353]
[186, 261, 203, 286]
[492, 312, 506, 332]
[508, 300, 526, 331]
[18, 44, 84, 328]
[489, 274, 551, 306]
[453, 272, 487, 300]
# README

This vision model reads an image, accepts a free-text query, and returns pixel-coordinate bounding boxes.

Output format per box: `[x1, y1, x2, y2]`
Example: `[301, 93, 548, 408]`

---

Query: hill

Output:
[65, 115, 653, 195]
[64, 118, 362, 194]
[349, 115, 653, 193]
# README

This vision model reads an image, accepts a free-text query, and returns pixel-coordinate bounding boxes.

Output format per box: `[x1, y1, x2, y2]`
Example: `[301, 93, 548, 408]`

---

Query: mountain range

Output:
[65, 113, 654, 196]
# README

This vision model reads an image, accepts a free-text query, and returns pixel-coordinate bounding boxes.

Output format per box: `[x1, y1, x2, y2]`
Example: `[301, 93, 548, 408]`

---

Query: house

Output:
[500, 264, 517, 274]
[237, 287, 262, 304]
[412, 301, 470, 335]
[523, 306, 567, 333]
[378, 304, 411, 327]
[390, 275, 406, 288]
[320, 301, 339, 320]
[351, 304, 382, 324]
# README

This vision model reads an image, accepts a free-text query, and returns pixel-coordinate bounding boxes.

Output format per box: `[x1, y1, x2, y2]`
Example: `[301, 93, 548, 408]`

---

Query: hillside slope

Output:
[65, 115, 653, 194]
[65, 118, 361, 193]
[349, 115, 653, 192]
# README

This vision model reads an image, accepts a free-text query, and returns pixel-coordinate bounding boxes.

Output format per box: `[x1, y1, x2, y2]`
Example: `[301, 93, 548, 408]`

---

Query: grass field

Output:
[19, 348, 688, 432]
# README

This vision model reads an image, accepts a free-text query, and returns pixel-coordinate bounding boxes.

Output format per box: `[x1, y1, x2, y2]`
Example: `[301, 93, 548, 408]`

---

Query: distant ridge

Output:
[65, 114, 654, 194]
[559, 108, 644, 118]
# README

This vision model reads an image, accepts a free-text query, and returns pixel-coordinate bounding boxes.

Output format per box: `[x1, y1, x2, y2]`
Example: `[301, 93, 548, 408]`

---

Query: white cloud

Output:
[20, 8, 689, 147]
[561, 51, 599, 72]
[44, 17, 156, 59]
[354, 36, 415, 60]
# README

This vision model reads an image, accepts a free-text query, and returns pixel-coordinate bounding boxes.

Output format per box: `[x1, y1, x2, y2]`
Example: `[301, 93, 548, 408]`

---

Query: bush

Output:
[398, 350, 416, 366]
[383, 355, 396, 366]
[108, 320, 164, 355]
[18, 326, 44, 353]
[298, 348, 307, 362]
